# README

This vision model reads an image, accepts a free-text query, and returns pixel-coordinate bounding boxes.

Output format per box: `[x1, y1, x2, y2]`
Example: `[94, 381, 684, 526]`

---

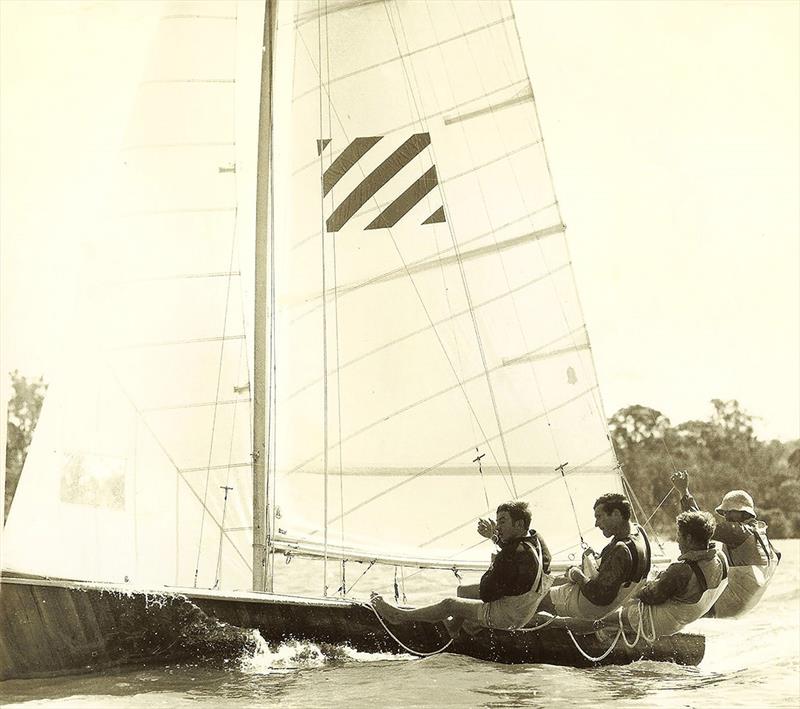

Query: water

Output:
[3, 541, 799, 708]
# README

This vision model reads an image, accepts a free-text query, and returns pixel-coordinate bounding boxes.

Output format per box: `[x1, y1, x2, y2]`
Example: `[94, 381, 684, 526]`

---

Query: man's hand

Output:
[477, 517, 496, 539]
[671, 470, 690, 495]
[567, 566, 588, 586]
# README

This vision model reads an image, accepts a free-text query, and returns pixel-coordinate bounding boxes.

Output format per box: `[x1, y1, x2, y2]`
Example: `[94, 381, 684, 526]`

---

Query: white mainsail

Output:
[5, 0, 631, 596]
[270, 0, 622, 571]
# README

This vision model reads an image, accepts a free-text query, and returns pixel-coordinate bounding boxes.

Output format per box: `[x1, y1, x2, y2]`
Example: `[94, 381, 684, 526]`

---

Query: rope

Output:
[361, 601, 454, 657]
[511, 613, 557, 632]
[619, 466, 666, 552]
[643, 487, 675, 529]
[566, 627, 622, 663]
[336, 559, 376, 595]
[617, 602, 658, 647]
[556, 462, 586, 547]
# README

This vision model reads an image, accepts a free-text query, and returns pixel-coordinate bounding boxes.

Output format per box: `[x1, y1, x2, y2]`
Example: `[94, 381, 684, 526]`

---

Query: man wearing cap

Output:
[670, 471, 773, 567]
[670, 471, 779, 617]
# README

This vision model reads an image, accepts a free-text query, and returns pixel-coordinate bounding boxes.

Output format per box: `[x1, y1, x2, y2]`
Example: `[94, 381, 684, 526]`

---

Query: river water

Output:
[3, 541, 798, 708]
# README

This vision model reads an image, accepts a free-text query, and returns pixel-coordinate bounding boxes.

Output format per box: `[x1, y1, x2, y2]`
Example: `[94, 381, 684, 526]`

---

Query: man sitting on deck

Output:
[371, 501, 552, 635]
[671, 470, 779, 617]
[545, 510, 728, 639]
[537, 493, 651, 620]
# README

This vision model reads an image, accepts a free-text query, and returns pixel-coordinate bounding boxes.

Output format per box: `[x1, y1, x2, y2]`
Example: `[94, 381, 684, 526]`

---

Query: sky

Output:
[1, 0, 798, 442]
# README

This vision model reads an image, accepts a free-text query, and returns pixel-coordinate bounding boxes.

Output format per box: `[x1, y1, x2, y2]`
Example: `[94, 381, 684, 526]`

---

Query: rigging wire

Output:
[387, 0, 518, 497]
[193, 185, 241, 589]
[556, 461, 586, 547]
[105, 365, 253, 574]
[292, 28, 516, 504]
[316, 0, 330, 597]
[321, 0, 348, 601]
[213, 344, 247, 588]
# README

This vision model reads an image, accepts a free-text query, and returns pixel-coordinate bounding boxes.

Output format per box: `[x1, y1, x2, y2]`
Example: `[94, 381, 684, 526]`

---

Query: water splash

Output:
[240, 633, 413, 674]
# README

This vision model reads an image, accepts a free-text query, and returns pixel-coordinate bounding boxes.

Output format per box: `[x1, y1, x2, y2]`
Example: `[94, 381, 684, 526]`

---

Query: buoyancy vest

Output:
[551, 525, 651, 620]
[621, 524, 652, 586]
[725, 521, 776, 567]
[714, 523, 781, 618]
[466, 537, 554, 633]
[632, 549, 729, 638]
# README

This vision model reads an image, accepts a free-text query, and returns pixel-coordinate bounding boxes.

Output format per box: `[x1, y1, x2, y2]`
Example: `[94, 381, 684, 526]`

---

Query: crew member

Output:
[371, 501, 552, 635]
[538, 493, 651, 620]
[671, 470, 779, 617]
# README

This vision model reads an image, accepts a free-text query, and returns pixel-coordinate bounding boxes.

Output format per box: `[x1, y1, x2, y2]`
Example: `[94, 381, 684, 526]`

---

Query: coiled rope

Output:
[564, 600, 657, 662]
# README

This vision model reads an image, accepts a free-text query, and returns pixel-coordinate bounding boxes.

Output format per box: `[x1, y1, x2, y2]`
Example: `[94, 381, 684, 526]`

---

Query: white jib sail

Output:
[3, 1, 265, 591]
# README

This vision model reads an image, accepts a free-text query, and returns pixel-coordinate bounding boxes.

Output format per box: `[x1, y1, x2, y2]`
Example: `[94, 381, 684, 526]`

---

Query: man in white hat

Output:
[670, 471, 774, 567]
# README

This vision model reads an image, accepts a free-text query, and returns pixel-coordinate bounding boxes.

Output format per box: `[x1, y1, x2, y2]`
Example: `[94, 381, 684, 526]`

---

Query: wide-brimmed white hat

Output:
[715, 490, 756, 518]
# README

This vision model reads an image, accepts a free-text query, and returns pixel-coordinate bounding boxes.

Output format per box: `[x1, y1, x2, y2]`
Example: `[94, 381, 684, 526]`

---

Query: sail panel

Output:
[268, 0, 623, 575]
[3, 1, 265, 591]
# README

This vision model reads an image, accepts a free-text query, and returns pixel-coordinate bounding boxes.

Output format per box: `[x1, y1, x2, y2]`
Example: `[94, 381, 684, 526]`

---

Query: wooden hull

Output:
[0, 576, 704, 680]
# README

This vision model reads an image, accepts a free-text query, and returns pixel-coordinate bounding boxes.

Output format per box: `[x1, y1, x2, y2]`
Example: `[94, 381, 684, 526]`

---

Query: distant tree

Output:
[5, 371, 48, 521]
[608, 399, 800, 538]
[609, 405, 675, 526]
[788, 447, 800, 473]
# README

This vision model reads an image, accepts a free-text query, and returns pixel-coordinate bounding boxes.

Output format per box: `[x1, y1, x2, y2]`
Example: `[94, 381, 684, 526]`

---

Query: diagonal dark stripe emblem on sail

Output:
[322, 136, 381, 195]
[325, 133, 441, 232]
[422, 206, 445, 224]
[316, 138, 332, 156]
[365, 166, 440, 230]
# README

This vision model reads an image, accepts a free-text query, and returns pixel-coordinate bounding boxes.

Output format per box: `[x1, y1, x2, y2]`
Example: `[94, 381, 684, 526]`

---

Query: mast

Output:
[253, 0, 277, 593]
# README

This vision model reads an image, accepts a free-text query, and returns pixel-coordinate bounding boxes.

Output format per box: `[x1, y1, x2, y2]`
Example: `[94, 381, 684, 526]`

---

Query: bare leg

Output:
[371, 593, 483, 625]
[456, 584, 480, 600]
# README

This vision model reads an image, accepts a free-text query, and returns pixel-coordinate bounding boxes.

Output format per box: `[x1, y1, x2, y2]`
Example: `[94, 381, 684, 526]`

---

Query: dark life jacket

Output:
[621, 524, 652, 586]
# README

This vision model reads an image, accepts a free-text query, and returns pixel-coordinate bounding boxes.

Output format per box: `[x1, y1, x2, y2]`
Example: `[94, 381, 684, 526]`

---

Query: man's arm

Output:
[479, 548, 511, 602]
[537, 533, 552, 574]
[578, 544, 631, 607]
[671, 471, 699, 512]
[637, 563, 692, 605]
[671, 471, 750, 547]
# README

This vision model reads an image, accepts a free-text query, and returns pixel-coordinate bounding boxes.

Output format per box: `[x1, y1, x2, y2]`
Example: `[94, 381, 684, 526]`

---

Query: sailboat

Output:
[1, 0, 704, 679]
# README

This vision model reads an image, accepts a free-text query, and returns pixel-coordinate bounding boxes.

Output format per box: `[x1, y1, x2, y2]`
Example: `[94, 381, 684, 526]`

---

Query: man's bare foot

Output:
[443, 617, 463, 640]
[370, 592, 405, 624]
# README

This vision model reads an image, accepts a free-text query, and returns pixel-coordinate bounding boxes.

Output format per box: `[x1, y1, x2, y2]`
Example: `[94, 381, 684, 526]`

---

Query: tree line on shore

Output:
[5, 371, 800, 537]
[609, 399, 800, 538]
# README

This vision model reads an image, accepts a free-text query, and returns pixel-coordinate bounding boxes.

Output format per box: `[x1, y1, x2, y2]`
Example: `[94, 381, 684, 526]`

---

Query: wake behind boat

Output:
[2, 0, 710, 678]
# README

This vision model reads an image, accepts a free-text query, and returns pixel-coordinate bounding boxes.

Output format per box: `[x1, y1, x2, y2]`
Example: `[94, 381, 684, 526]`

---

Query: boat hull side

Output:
[0, 577, 704, 680]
